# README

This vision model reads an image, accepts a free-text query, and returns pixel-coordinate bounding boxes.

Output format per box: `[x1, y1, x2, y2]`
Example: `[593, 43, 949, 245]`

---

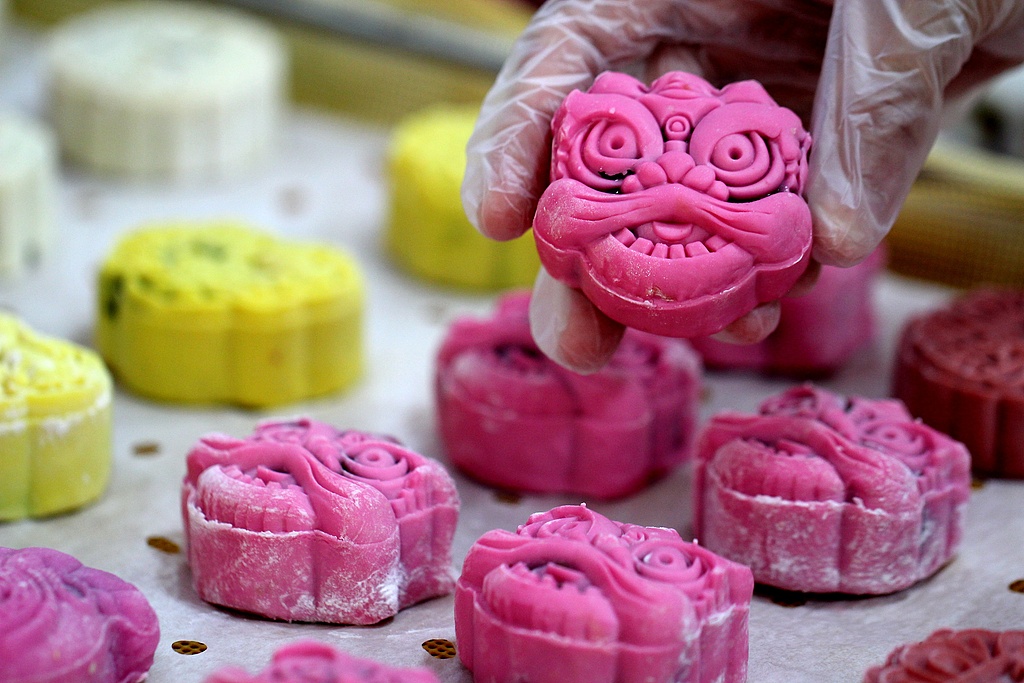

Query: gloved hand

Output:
[462, 0, 1024, 372]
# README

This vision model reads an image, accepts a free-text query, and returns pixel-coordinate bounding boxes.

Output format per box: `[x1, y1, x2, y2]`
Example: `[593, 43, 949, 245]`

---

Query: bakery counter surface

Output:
[3, 26, 1024, 683]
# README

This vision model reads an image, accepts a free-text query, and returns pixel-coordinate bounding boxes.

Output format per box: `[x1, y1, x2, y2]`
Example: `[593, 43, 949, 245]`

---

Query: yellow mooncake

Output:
[386, 105, 540, 290]
[97, 222, 363, 407]
[0, 314, 112, 520]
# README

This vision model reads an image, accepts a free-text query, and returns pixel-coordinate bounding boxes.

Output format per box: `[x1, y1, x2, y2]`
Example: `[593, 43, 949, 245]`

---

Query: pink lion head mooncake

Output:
[205, 640, 440, 683]
[0, 546, 160, 683]
[436, 291, 702, 499]
[534, 71, 813, 338]
[455, 505, 754, 683]
[694, 385, 972, 594]
[181, 419, 460, 624]
[863, 628, 1024, 682]
[893, 288, 1024, 478]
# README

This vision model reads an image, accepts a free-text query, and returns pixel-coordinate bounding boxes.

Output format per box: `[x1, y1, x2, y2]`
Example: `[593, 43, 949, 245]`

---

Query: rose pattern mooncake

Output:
[0, 546, 159, 683]
[694, 385, 972, 594]
[690, 246, 884, 376]
[455, 505, 754, 683]
[182, 418, 459, 624]
[893, 288, 1024, 478]
[863, 628, 1024, 682]
[534, 71, 812, 337]
[436, 291, 702, 498]
[0, 313, 112, 520]
[205, 640, 440, 683]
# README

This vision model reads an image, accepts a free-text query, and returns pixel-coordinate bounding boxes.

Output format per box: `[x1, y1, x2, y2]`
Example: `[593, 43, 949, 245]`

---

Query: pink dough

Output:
[690, 247, 884, 375]
[455, 505, 754, 683]
[693, 385, 972, 594]
[863, 628, 1024, 682]
[205, 640, 440, 682]
[893, 288, 1024, 478]
[436, 291, 702, 498]
[534, 71, 813, 338]
[181, 418, 460, 624]
[0, 546, 159, 683]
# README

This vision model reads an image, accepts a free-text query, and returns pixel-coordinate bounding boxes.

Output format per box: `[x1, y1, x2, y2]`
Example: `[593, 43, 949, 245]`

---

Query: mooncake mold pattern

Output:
[387, 105, 540, 290]
[534, 71, 813, 337]
[690, 247, 884, 376]
[0, 111, 57, 277]
[694, 385, 972, 594]
[0, 546, 159, 683]
[893, 288, 1024, 478]
[456, 505, 754, 683]
[48, 1, 284, 180]
[182, 418, 460, 624]
[436, 291, 702, 498]
[863, 628, 1024, 682]
[205, 640, 440, 683]
[97, 222, 363, 407]
[0, 313, 112, 520]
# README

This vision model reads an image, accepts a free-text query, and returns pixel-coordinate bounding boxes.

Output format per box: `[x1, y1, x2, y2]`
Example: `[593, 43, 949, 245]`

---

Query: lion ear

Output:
[719, 79, 775, 105]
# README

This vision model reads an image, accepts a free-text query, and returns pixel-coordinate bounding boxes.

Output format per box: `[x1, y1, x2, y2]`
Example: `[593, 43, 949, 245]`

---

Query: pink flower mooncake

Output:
[455, 505, 754, 683]
[182, 419, 460, 624]
[863, 628, 1024, 682]
[205, 640, 440, 683]
[534, 71, 813, 338]
[694, 385, 972, 594]
[0, 546, 160, 683]
[893, 288, 1024, 478]
[436, 291, 702, 499]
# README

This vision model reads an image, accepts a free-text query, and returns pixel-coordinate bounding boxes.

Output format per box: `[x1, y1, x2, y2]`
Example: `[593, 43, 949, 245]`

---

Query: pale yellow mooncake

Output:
[386, 105, 540, 290]
[97, 223, 364, 407]
[0, 314, 112, 520]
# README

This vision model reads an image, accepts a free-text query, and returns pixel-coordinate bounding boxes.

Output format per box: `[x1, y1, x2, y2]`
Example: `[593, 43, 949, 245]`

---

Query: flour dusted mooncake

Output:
[182, 418, 460, 624]
[387, 105, 540, 290]
[97, 222, 363, 407]
[456, 505, 754, 683]
[0, 314, 112, 520]
[863, 628, 1024, 682]
[694, 385, 971, 594]
[0, 111, 57, 277]
[893, 288, 1024, 478]
[205, 641, 440, 683]
[48, 1, 284, 180]
[0, 546, 159, 683]
[436, 291, 702, 499]
[534, 71, 813, 338]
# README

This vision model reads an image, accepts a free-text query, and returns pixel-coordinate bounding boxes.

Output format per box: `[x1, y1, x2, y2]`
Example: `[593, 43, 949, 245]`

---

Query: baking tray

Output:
[2, 24, 1023, 683]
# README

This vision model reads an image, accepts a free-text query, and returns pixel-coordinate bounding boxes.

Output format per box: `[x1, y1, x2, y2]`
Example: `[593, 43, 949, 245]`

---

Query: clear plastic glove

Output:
[462, 0, 1024, 372]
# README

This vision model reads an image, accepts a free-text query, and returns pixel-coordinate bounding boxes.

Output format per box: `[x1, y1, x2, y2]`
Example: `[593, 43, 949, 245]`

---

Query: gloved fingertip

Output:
[477, 189, 536, 242]
[529, 269, 624, 374]
[711, 301, 781, 345]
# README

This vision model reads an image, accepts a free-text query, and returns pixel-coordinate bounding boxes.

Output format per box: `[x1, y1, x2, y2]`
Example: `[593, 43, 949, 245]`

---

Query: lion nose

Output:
[621, 149, 729, 201]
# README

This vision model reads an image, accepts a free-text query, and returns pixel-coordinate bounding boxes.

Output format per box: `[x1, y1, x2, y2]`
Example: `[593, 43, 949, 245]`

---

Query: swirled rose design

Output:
[455, 505, 753, 683]
[893, 289, 1024, 478]
[182, 418, 459, 625]
[535, 70, 813, 338]
[0, 547, 159, 683]
[864, 629, 1024, 683]
[435, 290, 702, 499]
[205, 640, 441, 683]
[694, 385, 972, 595]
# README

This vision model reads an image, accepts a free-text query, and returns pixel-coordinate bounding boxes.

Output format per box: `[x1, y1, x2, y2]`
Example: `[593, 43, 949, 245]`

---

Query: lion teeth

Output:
[685, 241, 710, 257]
[630, 238, 655, 255]
[706, 235, 728, 251]
[614, 229, 636, 246]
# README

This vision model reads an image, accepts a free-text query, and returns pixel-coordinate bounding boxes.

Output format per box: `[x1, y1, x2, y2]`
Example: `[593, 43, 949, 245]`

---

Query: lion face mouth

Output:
[534, 71, 813, 337]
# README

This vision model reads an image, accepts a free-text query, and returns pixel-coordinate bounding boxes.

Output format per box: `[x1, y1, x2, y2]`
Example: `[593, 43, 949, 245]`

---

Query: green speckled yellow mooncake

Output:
[97, 222, 363, 407]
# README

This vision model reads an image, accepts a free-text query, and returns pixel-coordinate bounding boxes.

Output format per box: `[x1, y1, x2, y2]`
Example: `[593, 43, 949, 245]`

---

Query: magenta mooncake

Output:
[436, 291, 702, 499]
[205, 640, 440, 683]
[456, 505, 754, 683]
[863, 628, 1024, 682]
[694, 385, 972, 594]
[182, 418, 460, 624]
[534, 70, 813, 338]
[0, 546, 159, 683]
[893, 288, 1024, 478]
[689, 247, 884, 376]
